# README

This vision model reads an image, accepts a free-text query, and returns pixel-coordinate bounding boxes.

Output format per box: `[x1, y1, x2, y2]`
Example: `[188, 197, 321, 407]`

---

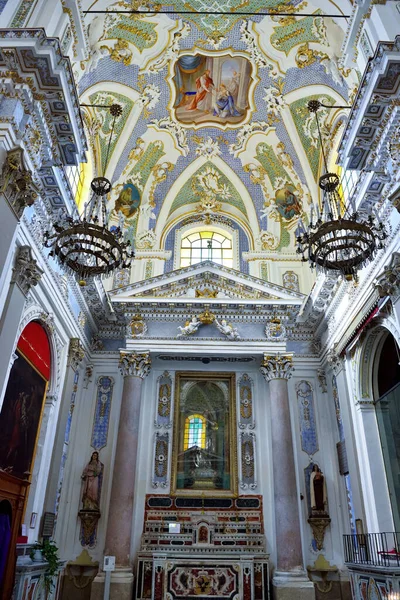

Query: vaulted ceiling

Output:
[76, 0, 358, 257]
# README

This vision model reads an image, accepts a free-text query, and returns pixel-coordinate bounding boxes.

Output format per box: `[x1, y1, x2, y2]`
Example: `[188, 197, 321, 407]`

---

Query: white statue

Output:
[177, 316, 201, 338]
[214, 319, 240, 340]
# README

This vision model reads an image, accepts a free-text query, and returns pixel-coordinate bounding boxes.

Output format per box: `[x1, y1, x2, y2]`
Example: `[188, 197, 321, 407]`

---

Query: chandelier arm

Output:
[314, 110, 329, 173]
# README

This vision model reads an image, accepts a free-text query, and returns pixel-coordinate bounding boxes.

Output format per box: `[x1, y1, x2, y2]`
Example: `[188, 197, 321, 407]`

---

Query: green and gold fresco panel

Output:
[271, 14, 324, 56]
[105, 16, 158, 52]
[168, 162, 248, 218]
[255, 143, 293, 186]
[128, 142, 165, 187]
[289, 94, 335, 181]
[88, 91, 134, 174]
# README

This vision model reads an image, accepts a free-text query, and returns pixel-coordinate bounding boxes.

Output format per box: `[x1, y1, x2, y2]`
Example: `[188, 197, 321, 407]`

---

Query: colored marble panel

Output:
[91, 376, 114, 451]
[296, 380, 318, 456]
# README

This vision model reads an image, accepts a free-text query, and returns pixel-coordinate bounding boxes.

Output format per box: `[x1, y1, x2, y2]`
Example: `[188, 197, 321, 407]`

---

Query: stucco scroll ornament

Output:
[177, 316, 201, 338]
[327, 348, 343, 376]
[119, 351, 151, 378]
[0, 148, 39, 218]
[68, 338, 85, 371]
[215, 318, 241, 340]
[146, 21, 191, 74]
[260, 353, 294, 381]
[11, 246, 43, 296]
[265, 317, 287, 342]
[374, 252, 400, 298]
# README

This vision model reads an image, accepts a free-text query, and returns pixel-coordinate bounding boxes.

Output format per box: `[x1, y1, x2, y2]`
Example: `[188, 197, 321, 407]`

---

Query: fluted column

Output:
[260, 353, 304, 575]
[105, 351, 151, 566]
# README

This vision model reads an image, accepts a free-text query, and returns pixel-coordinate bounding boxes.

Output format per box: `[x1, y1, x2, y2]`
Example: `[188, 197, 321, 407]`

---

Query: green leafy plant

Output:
[30, 540, 61, 597]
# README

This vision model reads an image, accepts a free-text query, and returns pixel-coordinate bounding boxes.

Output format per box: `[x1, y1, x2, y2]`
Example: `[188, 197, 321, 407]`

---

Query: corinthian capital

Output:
[68, 338, 85, 370]
[119, 351, 151, 378]
[11, 246, 43, 296]
[0, 147, 39, 218]
[260, 353, 293, 381]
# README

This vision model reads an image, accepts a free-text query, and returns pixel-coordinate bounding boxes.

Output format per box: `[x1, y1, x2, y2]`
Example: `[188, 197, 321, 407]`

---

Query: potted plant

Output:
[30, 539, 61, 597]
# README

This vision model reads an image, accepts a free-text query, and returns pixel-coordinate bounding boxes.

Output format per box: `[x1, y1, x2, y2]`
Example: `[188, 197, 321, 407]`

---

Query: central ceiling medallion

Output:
[170, 51, 257, 130]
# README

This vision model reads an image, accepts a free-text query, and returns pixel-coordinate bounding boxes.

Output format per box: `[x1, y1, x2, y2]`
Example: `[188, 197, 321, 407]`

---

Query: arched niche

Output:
[0, 321, 51, 479]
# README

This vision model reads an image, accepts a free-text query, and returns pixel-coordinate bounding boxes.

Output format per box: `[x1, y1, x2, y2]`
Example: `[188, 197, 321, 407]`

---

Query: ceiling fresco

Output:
[77, 0, 359, 264]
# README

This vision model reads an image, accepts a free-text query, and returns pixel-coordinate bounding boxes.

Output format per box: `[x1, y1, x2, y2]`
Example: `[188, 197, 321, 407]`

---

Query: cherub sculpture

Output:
[214, 318, 240, 340]
[177, 316, 201, 338]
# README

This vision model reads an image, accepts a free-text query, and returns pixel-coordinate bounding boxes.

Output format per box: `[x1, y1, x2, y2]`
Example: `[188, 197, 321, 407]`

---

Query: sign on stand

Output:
[103, 556, 115, 600]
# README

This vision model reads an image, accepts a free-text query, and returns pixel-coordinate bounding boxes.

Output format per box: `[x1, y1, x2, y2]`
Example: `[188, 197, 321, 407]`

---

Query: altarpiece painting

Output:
[172, 373, 237, 496]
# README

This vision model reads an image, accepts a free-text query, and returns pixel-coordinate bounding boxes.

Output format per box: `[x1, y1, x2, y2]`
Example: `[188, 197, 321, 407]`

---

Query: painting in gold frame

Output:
[171, 372, 237, 497]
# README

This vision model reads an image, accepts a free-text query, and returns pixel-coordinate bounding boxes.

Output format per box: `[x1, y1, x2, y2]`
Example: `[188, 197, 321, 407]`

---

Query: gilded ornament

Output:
[198, 310, 215, 325]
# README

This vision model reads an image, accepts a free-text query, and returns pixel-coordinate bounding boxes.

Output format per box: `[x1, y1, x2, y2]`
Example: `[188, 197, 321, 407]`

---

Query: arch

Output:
[156, 155, 258, 250]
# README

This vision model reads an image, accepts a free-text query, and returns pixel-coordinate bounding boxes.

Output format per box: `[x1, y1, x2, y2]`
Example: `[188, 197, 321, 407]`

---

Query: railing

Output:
[344, 533, 400, 568]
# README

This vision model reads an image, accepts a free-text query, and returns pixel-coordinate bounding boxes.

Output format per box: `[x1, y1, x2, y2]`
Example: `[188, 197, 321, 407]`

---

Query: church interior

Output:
[0, 0, 400, 599]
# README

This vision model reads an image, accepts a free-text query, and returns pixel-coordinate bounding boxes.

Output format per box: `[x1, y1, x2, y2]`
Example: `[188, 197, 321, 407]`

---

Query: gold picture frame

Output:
[171, 371, 237, 497]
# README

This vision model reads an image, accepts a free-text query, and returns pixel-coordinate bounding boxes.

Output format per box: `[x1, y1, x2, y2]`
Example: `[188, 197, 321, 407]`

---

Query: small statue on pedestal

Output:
[308, 463, 330, 551]
[78, 451, 103, 547]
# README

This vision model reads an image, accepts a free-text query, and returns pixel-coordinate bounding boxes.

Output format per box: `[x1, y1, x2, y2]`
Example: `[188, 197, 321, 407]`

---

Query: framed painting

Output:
[0, 350, 48, 478]
[171, 372, 237, 496]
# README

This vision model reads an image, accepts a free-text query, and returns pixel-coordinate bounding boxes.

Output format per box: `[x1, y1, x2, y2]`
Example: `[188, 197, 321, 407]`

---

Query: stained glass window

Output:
[184, 414, 206, 450]
[180, 231, 233, 268]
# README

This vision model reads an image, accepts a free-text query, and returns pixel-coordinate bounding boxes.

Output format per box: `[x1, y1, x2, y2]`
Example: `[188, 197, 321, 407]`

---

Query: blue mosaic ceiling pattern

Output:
[78, 0, 355, 244]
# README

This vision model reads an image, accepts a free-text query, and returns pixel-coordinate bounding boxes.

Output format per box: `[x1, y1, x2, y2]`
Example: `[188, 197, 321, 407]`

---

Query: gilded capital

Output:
[0, 147, 39, 218]
[260, 353, 293, 381]
[68, 338, 85, 370]
[11, 245, 43, 296]
[119, 351, 151, 378]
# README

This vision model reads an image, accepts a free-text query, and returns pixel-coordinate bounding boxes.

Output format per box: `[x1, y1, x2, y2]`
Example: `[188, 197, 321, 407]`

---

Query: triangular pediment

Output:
[110, 261, 304, 305]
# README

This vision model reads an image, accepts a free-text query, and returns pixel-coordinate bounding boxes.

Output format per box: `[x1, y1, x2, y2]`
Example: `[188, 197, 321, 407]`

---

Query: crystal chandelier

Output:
[44, 104, 134, 286]
[296, 100, 387, 281]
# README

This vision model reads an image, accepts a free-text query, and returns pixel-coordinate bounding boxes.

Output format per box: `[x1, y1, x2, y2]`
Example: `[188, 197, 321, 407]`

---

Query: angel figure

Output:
[177, 316, 201, 338]
[215, 318, 240, 340]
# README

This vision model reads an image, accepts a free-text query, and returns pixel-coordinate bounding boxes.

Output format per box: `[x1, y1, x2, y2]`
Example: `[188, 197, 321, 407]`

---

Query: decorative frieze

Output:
[11, 245, 43, 296]
[260, 353, 294, 381]
[68, 338, 85, 370]
[119, 351, 151, 378]
[0, 148, 39, 218]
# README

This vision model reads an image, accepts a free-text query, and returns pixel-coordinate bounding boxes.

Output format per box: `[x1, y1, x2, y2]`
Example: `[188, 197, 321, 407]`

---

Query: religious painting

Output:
[0, 351, 47, 478]
[173, 53, 252, 127]
[171, 372, 237, 496]
[114, 181, 141, 218]
[275, 184, 302, 221]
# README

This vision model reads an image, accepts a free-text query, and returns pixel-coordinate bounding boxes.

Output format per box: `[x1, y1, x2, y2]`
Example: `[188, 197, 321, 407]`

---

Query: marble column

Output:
[260, 353, 315, 600]
[0, 148, 39, 316]
[0, 245, 43, 408]
[91, 351, 151, 600]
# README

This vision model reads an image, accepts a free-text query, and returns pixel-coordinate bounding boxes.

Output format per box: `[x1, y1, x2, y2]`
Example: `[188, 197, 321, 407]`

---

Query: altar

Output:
[135, 495, 269, 600]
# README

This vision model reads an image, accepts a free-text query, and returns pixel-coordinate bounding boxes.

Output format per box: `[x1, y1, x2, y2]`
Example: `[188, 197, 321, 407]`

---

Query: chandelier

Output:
[296, 100, 387, 281]
[44, 104, 134, 286]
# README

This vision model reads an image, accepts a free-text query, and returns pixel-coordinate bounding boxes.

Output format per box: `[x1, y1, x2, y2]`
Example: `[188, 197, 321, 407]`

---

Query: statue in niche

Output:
[81, 451, 103, 511]
[310, 464, 328, 515]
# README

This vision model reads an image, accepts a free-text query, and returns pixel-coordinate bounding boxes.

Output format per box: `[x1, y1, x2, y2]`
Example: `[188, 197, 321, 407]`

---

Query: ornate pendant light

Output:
[296, 100, 387, 281]
[44, 104, 134, 286]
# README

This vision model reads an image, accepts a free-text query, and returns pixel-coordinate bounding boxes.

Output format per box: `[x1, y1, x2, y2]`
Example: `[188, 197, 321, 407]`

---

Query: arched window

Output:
[184, 414, 206, 450]
[180, 231, 233, 268]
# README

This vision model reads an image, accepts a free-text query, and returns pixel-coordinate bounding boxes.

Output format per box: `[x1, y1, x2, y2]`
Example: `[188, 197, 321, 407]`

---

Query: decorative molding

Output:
[317, 370, 327, 393]
[296, 380, 318, 456]
[119, 351, 151, 378]
[68, 338, 85, 371]
[240, 431, 257, 490]
[327, 349, 344, 376]
[0, 147, 39, 218]
[11, 245, 43, 296]
[308, 516, 331, 551]
[260, 353, 294, 381]
[375, 252, 400, 298]
[155, 371, 172, 429]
